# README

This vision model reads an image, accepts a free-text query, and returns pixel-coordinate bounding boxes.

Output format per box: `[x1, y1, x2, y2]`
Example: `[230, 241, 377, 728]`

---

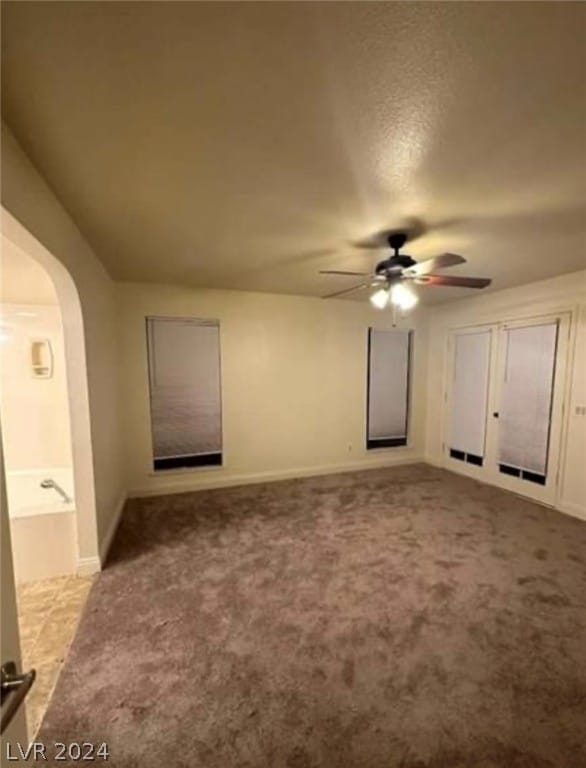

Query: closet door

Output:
[446, 326, 495, 479]
[492, 314, 570, 505]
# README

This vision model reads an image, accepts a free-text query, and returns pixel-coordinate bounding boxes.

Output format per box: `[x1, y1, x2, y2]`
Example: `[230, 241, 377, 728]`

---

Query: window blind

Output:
[498, 322, 558, 480]
[367, 328, 411, 448]
[449, 330, 491, 465]
[146, 317, 222, 470]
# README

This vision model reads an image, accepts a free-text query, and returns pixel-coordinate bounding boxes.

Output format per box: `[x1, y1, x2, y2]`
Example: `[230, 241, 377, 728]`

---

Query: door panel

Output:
[449, 329, 492, 465]
[1, 426, 29, 758]
[445, 313, 570, 506]
[491, 314, 570, 505]
[445, 325, 496, 481]
[497, 322, 558, 482]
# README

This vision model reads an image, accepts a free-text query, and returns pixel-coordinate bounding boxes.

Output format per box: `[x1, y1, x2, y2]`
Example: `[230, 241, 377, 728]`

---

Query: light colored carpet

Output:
[37, 464, 586, 767]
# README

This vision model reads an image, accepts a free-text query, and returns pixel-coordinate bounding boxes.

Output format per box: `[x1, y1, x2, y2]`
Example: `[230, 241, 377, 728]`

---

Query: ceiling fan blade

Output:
[404, 253, 466, 276]
[412, 274, 492, 288]
[353, 231, 394, 250]
[352, 219, 428, 249]
[323, 282, 371, 299]
[319, 270, 369, 276]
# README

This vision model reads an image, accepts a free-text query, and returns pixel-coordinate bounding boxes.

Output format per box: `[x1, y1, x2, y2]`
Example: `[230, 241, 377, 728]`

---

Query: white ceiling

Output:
[0, 237, 58, 306]
[2, 2, 585, 303]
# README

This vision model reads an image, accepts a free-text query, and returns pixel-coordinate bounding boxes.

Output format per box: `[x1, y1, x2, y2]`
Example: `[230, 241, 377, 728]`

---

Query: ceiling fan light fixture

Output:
[320, 229, 490, 302]
[390, 282, 418, 311]
[369, 287, 390, 309]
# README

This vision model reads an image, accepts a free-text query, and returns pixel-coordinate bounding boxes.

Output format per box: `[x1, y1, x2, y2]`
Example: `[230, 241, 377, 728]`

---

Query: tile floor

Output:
[16, 574, 94, 736]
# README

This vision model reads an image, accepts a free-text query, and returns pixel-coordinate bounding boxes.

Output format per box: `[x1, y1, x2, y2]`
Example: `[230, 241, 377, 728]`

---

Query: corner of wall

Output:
[98, 492, 127, 566]
[556, 501, 586, 523]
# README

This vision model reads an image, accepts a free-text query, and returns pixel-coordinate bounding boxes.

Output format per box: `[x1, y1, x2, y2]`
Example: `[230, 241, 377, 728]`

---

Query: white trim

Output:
[128, 454, 423, 498]
[556, 501, 586, 523]
[76, 556, 101, 577]
[99, 493, 127, 565]
[444, 304, 580, 335]
[424, 458, 586, 524]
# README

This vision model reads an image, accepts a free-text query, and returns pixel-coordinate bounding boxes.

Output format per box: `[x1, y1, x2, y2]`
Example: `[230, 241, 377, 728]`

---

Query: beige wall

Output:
[1, 236, 58, 305]
[425, 270, 586, 520]
[117, 283, 429, 496]
[0, 304, 72, 472]
[1, 123, 125, 562]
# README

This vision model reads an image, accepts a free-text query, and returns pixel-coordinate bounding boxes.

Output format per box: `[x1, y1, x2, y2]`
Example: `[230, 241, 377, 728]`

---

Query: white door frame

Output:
[489, 312, 571, 506]
[442, 309, 575, 508]
[0, 425, 29, 748]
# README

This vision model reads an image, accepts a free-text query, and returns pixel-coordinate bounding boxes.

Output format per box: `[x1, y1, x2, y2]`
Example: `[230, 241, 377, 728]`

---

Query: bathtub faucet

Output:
[40, 478, 72, 504]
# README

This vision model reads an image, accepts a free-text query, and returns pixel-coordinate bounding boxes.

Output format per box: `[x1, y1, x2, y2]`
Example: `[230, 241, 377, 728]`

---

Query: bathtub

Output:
[5, 468, 78, 584]
[5, 467, 75, 518]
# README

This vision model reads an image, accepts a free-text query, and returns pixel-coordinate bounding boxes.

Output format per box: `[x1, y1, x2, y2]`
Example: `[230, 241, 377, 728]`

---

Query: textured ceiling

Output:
[2, 2, 585, 303]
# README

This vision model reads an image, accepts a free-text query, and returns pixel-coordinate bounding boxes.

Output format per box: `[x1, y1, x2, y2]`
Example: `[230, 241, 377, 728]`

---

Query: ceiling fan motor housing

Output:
[388, 233, 408, 251]
[374, 232, 417, 276]
[375, 254, 416, 275]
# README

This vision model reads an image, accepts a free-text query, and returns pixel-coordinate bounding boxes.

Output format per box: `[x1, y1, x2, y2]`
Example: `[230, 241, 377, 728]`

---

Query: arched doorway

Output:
[1, 210, 100, 570]
[1, 209, 100, 738]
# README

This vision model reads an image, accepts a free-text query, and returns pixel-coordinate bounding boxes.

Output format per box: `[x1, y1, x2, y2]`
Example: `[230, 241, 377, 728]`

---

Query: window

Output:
[146, 317, 222, 471]
[366, 328, 411, 449]
[449, 329, 491, 467]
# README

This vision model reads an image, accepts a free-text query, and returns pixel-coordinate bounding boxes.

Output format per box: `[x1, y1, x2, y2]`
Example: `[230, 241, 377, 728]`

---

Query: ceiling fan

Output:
[320, 232, 491, 310]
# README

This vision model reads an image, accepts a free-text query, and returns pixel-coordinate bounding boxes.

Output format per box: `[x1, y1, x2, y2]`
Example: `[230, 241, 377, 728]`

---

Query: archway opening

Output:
[0, 217, 99, 737]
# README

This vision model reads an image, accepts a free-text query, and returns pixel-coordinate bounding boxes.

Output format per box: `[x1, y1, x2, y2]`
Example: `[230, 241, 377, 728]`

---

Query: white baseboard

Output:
[424, 457, 586, 524]
[128, 454, 424, 499]
[556, 501, 586, 522]
[423, 455, 443, 469]
[98, 492, 127, 565]
[76, 556, 101, 577]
